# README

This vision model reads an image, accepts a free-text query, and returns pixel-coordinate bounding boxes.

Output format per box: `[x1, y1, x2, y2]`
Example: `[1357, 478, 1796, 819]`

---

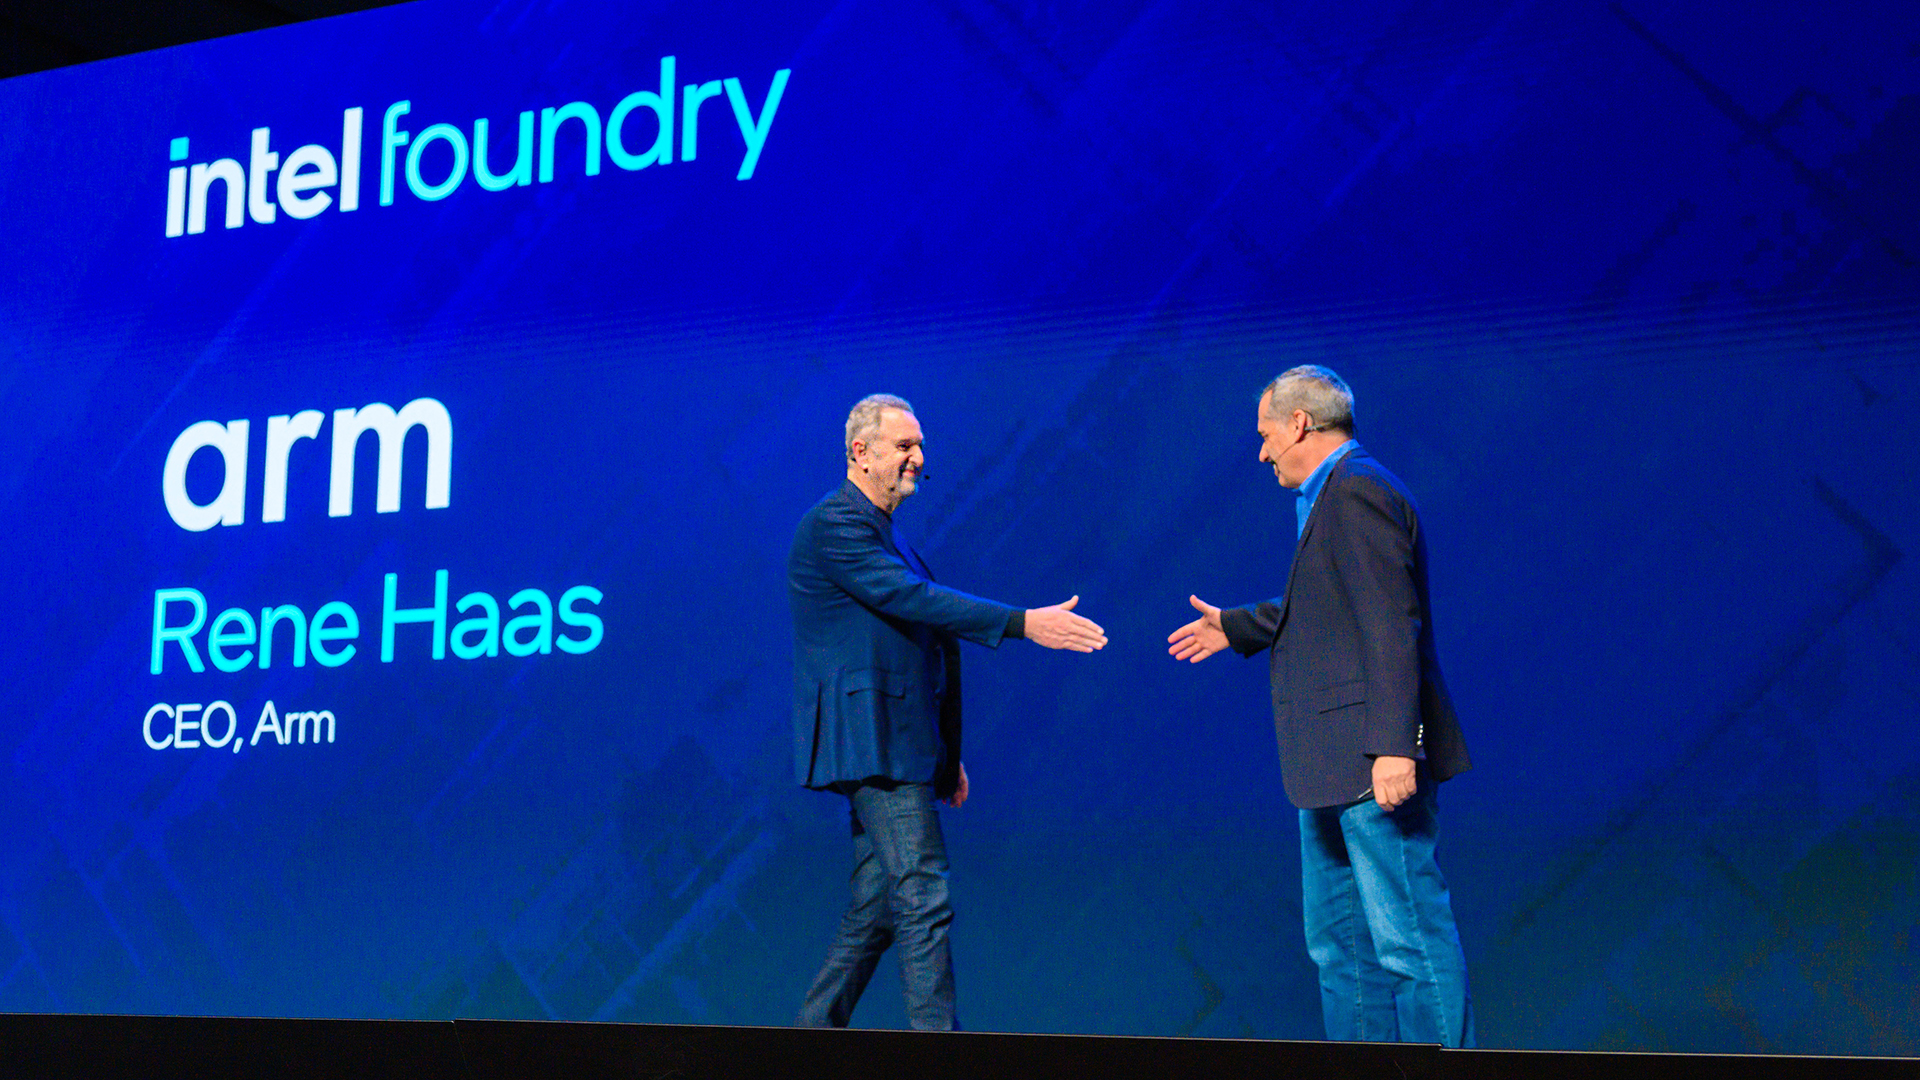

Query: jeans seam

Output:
[1345, 862, 1361, 1032]
[1392, 799, 1448, 1048]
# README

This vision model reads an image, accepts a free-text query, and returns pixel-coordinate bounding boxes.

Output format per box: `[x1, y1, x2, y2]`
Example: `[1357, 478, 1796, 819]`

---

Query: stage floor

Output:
[2, 1014, 1914, 1079]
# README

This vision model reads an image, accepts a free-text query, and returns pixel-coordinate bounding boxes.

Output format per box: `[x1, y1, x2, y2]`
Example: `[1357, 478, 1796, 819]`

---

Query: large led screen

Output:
[2, 0, 1916, 1054]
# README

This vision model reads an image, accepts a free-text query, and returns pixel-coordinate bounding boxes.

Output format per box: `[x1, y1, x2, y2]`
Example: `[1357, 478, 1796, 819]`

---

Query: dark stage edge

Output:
[1, 1014, 1915, 1080]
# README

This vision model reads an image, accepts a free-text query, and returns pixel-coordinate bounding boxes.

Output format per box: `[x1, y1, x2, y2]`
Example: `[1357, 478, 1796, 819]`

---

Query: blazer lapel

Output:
[1275, 447, 1364, 631]
[1273, 524, 1309, 635]
[833, 480, 940, 586]
[840, 479, 904, 555]
[838, 480, 932, 579]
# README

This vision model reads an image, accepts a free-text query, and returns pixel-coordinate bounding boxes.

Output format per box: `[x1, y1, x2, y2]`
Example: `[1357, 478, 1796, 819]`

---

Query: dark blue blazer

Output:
[789, 480, 1015, 793]
[1220, 446, 1470, 809]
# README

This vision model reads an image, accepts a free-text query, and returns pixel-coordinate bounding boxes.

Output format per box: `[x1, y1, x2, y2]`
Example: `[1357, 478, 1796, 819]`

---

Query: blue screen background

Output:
[1, 0, 1916, 1054]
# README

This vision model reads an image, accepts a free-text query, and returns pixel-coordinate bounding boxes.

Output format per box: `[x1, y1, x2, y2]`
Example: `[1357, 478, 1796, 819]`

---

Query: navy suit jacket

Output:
[1219, 446, 1470, 810]
[790, 480, 1015, 794]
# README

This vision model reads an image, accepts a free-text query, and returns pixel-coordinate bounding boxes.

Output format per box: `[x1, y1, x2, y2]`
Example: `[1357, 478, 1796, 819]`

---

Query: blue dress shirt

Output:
[1295, 439, 1358, 539]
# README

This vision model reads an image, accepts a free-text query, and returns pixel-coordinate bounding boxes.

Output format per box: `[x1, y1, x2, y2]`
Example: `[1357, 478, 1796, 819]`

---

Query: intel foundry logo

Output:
[164, 57, 789, 237]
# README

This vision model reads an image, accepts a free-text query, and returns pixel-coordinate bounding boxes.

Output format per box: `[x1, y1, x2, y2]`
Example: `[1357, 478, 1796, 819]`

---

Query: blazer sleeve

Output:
[813, 505, 1015, 647]
[1326, 476, 1425, 760]
[1221, 599, 1283, 656]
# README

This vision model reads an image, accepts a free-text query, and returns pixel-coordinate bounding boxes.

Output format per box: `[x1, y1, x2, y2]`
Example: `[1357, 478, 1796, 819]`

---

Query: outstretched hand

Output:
[1167, 595, 1229, 662]
[1025, 596, 1108, 652]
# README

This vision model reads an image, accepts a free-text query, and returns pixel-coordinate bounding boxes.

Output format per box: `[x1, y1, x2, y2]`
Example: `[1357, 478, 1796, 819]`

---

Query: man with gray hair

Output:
[1168, 365, 1475, 1046]
[791, 393, 1107, 1031]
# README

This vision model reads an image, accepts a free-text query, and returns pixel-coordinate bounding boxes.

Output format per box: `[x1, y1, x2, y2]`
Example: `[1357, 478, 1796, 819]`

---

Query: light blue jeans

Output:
[1299, 780, 1474, 1046]
[796, 781, 958, 1030]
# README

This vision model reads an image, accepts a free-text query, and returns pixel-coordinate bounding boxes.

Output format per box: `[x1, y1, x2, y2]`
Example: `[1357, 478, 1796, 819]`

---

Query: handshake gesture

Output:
[1025, 596, 1108, 652]
[1024, 594, 1228, 658]
[1166, 595, 1228, 662]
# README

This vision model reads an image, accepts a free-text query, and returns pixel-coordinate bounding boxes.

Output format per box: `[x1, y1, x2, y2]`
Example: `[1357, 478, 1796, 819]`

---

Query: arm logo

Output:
[163, 397, 452, 530]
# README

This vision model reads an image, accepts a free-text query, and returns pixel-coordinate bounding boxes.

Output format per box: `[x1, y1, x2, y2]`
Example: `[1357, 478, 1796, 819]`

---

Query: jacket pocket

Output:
[842, 668, 909, 698]
[1314, 678, 1367, 713]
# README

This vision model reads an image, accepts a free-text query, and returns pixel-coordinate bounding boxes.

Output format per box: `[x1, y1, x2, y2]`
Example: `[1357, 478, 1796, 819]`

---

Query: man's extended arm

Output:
[812, 506, 1014, 644]
[1168, 594, 1280, 662]
[1220, 599, 1284, 656]
[813, 507, 1106, 651]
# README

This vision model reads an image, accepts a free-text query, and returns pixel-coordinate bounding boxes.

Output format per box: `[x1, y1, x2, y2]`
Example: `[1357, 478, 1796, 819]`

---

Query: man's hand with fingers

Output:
[1167, 595, 1229, 662]
[1025, 595, 1108, 652]
[1371, 755, 1417, 810]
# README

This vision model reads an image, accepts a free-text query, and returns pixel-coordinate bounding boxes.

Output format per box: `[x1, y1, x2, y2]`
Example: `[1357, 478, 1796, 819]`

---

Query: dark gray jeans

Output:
[796, 781, 958, 1030]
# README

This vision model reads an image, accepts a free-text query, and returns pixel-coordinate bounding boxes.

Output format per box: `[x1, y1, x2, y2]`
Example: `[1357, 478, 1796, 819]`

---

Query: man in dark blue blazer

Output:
[792, 394, 1107, 1031]
[1169, 366, 1473, 1047]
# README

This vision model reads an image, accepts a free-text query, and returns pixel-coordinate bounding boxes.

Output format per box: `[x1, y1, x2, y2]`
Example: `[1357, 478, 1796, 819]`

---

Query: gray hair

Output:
[1260, 365, 1356, 435]
[845, 393, 915, 460]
